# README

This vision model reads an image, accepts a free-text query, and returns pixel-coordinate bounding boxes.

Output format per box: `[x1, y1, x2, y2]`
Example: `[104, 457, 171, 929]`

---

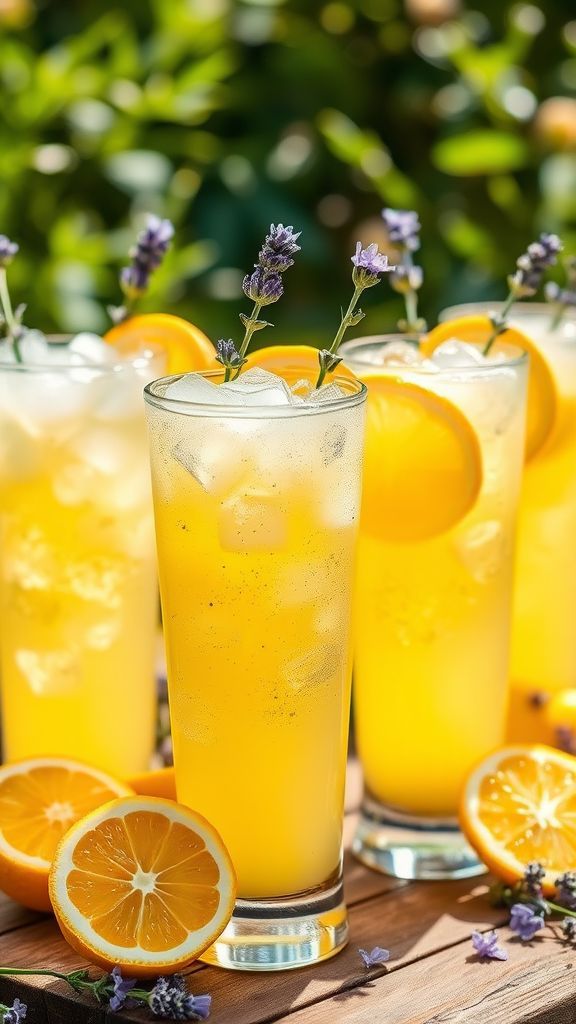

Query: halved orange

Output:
[104, 313, 215, 375]
[49, 796, 236, 976]
[360, 373, 483, 542]
[245, 343, 356, 382]
[128, 766, 176, 801]
[422, 315, 557, 461]
[461, 745, 576, 894]
[0, 757, 132, 912]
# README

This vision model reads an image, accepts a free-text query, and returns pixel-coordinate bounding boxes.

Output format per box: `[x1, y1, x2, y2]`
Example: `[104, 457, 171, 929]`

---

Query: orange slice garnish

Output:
[49, 796, 236, 976]
[0, 757, 132, 911]
[104, 313, 215, 375]
[461, 744, 576, 893]
[360, 373, 482, 542]
[422, 315, 557, 461]
[245, 343, 356, 382]
[128, 766, 176, 801]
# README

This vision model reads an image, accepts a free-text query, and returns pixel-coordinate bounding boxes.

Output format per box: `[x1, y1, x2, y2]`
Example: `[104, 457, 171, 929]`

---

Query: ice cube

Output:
[284, 644, 343, 692]
[318, 482, 358, 529]
[85, 620, 120, 650]
[93, 370, 145, 421]
[164, 369, 294, 407]
[431, 340, 486, 368]
[174, 432, 248, 496]
[305, 383, 345, 404]
[378, 340, 424, 366]
[65, 557, 123, 608]
[15, 649, 79, 696]
[68, 426, 139, 476]
[0, 417, 40, 480]
[217, 488, 287, 552]
[16, 330, 52, 365]
[455, 520, 504, 583]
[290, 378, 313, 398]
[53, 462, 96, 506]
[68, 333, 116, 365]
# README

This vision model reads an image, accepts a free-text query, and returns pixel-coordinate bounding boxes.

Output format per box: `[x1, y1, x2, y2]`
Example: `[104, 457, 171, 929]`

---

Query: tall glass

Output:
[0, 352, 163, 777]
[145, 370, 366, 970]
[441, 303, 576, 742]
[341, 335, 528, 879]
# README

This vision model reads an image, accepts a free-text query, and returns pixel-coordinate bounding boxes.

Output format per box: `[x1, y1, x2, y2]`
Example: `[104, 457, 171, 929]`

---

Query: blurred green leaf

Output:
[432, 130, 530, 175]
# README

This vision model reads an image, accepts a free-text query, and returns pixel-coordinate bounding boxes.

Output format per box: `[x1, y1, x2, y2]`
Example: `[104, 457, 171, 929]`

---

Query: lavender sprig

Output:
[509, 903, 545, 941]
[484, 233, 563, 354]
[113, 214, 174, 323]
[0, 967, 211, 1021]
[382, 208, 426, 334]
[546, 255, 576, 331]
[0, 999, 27, 1024]
[0, 234, 24, 362]
[358, 946, 390, 969]
[226, 223, 301, 382]
[316, 241, 395, 388]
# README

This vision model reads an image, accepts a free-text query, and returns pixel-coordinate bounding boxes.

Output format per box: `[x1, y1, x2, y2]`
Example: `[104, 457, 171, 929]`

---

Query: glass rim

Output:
[440, 301, 576, 321]
[144, 369, 367, 418]
[0, 345, 161, 379]
[340, 333, 530, 374]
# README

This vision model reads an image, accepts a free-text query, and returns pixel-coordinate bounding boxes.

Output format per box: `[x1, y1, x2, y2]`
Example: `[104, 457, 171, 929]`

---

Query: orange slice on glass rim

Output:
[49, 796, 236, 976]
[460, 745, 576, 894]
[104, 313, 215, 375]
[245, 343, 356, 382]
[0, 757, 132, 911]
[360, 373, 482, 543]
[422, 315, 557, 461]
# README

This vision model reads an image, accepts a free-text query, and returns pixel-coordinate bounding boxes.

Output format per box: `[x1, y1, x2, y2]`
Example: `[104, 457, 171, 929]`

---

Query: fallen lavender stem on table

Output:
[0, 967, 211, 1020]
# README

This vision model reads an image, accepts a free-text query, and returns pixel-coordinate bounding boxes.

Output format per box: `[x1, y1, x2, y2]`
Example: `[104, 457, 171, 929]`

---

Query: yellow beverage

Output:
[441, 303, 576, 744]
[341, 335, 528, 879]
[0, 342, 162, 776]
[145, 369, 366, 904]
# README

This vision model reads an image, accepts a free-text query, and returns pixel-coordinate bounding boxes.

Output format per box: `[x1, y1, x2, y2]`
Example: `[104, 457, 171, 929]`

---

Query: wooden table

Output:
[0, 763, 573, 1024]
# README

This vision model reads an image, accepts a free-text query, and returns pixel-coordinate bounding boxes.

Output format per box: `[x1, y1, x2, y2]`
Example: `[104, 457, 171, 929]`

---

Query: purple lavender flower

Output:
[358, 946, 390, 968]
[0, 235, 18, 269]
[120, 214, 174, 300]
[555, 872, 576, 909]
[259, 223, 301, 272]
[471, 930, 508, 961]
[562, 917, 576, 943]
[524, 861, 546, 897]
[508, 233, 563, 298]
[215, 338, 246, 371]
[108, 966, 137, 1011]
[509, 903, 545, 941]
[242, 266, 283, 305]
[351, 242, 394, 289]
[2, 1000, 27, 1024]
[390, 263, 423, 295]
[149, 975, 211, 1021]
[382, 208, 421, 252]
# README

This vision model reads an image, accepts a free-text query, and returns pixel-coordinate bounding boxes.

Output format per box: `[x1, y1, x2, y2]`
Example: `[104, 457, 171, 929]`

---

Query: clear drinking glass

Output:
[441, 302, 576, 742]
[341, 335, 528, 879]
[144, 370, 366, 970]
[0, 350, 163, 776]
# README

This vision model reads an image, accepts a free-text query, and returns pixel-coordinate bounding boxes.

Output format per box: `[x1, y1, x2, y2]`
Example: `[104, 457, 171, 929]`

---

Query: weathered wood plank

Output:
[174, 878, 506, 1024]
[282, 931, 576, 1024]
[0, 893, 42, 936]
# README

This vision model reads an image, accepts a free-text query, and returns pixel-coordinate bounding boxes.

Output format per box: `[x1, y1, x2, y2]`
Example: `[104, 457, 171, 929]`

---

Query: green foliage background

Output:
[1, 0, 575, 346]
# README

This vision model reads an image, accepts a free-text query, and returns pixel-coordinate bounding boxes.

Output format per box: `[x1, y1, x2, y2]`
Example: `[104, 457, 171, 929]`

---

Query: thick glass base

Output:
[353, 795, 487, 881]
[200, 879, 348, 971]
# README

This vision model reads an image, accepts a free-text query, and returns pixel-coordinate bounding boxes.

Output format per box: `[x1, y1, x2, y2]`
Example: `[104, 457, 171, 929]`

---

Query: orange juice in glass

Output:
[440, 302, 576, 744]
[145, 366, 366, 969]
[341, 334, 528, 879]
[0, 334, 163, 776]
